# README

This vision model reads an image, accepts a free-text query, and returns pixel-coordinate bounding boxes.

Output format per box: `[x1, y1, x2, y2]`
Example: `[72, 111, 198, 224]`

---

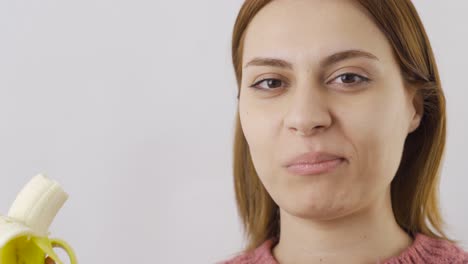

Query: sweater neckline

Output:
[249, 232, 467, 264]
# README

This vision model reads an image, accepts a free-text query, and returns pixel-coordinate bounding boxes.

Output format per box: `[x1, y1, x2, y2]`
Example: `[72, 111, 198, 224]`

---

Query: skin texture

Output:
[239, 0, 423, 263]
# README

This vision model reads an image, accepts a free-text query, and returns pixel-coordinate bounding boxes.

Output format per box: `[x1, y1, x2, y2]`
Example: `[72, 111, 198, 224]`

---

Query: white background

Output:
[0, 1, 466, 263]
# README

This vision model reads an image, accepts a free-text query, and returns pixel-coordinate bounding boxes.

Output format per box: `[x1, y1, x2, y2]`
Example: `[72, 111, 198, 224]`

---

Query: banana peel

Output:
[0, 174, 77, 264]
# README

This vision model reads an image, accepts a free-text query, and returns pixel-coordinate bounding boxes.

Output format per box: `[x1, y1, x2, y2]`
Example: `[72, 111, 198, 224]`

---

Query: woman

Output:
[220, 0, 468, 263]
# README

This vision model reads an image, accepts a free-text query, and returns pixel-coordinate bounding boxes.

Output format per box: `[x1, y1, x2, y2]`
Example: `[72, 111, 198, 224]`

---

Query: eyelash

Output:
[249, 73, 371, 91]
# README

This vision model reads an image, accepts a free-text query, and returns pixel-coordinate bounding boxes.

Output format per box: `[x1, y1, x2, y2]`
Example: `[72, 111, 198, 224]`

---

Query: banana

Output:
[0, 174, 77, 264]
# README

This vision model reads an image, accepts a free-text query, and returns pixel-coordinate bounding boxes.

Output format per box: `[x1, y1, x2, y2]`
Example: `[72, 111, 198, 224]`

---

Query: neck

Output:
[271, 187, 414, 264]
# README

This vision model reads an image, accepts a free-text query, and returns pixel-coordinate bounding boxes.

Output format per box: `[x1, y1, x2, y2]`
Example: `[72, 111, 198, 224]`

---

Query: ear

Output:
[408, 87, 424, 134]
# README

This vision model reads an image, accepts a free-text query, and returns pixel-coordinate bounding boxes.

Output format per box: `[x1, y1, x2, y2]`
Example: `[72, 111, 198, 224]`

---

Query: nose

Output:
[283, 81, 332, 137]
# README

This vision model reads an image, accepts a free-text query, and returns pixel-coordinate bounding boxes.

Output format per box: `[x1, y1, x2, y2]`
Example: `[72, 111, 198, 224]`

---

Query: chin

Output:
[281, 196, 357, 220]
[286, 207, 348, 221]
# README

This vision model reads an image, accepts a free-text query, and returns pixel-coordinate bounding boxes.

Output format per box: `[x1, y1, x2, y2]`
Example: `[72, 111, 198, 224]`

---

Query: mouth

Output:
[285, 158, 345, 176]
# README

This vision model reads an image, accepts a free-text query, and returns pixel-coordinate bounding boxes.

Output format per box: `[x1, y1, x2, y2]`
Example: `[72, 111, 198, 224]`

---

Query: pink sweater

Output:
[220, 233, 468, 263]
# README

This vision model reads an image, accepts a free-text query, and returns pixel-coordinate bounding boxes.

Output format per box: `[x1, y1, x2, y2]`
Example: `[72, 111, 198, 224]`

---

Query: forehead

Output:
[242, 0, 394, 67]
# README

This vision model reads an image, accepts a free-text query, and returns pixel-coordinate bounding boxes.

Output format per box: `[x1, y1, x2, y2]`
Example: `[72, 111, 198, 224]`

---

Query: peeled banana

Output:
[0, 174, 77, 264]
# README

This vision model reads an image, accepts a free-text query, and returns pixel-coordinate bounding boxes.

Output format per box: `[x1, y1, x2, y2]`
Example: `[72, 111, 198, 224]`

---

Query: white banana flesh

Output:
[8, 174, 68, 237]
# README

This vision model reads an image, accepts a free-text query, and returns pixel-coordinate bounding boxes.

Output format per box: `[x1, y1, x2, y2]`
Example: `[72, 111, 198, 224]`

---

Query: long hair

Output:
[231, 0, 458, 254]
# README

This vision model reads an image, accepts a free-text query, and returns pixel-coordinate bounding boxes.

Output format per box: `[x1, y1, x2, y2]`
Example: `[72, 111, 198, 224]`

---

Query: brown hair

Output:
[231, 0, 458, 254]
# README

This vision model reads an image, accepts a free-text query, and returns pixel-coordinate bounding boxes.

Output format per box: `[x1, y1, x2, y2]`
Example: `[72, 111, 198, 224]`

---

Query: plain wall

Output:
[0, 1, 466, 263]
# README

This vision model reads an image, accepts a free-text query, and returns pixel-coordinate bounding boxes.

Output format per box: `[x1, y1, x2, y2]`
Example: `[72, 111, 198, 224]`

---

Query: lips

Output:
[283, 151, 345, 167]
[286, 158, 344, 175]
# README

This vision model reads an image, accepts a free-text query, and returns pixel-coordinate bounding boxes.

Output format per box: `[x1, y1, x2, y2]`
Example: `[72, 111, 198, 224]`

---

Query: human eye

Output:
[328, 73, 370, 88]
[249, 78, 287, 91]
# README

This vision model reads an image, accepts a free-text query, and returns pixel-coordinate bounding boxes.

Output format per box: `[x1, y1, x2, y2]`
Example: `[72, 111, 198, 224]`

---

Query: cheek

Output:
[239, 97, 280, 149]
[338, 91, 408, 184]
[239, 98, 281, 184]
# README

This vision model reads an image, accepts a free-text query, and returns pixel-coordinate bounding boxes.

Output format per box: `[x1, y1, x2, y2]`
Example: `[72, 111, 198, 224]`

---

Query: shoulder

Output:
[419, 233, 468, 263]
[217, 239, 278, 264]
[383, 233, 468, 264]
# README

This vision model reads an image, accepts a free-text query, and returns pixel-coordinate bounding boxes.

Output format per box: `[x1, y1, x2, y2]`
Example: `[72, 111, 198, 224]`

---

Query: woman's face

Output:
[239, 0, 422, 220]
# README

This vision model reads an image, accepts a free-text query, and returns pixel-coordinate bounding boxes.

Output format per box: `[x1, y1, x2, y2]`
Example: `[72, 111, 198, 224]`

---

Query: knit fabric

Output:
[219, 233, 468, 264]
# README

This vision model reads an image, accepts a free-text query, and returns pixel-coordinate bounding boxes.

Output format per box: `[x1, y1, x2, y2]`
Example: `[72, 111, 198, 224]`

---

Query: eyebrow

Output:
[243, 49, 379, 70]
